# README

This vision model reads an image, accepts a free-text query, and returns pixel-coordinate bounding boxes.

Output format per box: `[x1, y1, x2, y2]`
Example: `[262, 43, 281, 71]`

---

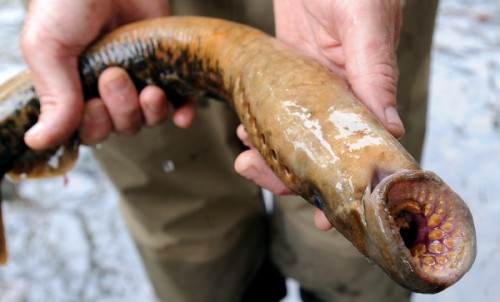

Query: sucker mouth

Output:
[387, 178, 465, 275]
[390, 201, 429, 251]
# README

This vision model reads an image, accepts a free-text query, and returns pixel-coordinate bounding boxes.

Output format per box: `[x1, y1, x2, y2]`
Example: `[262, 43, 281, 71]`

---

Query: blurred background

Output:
[0, 0, 498, 301]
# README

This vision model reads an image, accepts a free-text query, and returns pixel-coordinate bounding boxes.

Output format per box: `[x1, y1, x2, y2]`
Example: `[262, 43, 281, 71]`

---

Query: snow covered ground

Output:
[0, 0, 498, 301]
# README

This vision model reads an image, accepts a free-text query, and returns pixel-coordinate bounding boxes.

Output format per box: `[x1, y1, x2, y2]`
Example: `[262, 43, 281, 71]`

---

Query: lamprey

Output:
[0, 17, 476, 293]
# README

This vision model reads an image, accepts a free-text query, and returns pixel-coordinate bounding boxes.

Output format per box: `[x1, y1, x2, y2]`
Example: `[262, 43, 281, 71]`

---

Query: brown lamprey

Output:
[0, 16, 476, 293]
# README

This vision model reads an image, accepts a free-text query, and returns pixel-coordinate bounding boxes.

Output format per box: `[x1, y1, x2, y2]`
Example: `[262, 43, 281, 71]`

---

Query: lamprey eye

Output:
[312, 194, 324, 210]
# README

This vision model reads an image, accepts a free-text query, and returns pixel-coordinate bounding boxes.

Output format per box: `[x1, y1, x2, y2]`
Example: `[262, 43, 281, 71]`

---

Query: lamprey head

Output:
[363, 170, 476, 293]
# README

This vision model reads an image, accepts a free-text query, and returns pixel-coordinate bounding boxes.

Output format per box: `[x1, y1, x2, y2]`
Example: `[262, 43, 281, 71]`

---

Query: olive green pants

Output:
[93, 0, 438, 301]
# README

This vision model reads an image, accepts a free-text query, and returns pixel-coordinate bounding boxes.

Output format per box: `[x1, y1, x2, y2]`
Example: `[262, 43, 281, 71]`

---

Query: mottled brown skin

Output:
[0, 71, 79, 264]
[0, 17, 476, 293]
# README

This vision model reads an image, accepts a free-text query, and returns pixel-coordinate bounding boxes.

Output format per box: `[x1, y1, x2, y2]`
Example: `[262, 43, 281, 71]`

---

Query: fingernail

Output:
[104, 72, 129, 93]
[26, 121, 44, 140]
[385, 106, 404, 128]
[240, 165, 259, 180]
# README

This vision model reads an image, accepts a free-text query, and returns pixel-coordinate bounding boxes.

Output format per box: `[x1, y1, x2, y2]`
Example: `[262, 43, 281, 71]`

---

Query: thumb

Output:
[19, 0, 97, 150]
[342, 4, 405, 138]
[22, 51, 84, 149]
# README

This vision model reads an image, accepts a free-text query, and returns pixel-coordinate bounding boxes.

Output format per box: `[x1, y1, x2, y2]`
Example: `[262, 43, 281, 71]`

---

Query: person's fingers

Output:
[314, 209, 333, 231]
[235, 149, 293, 195]
[20, 0, 171, 149]
[98, 67, 144, 136]
[79, 98, 113, 145]
[139, 85, 170, 127]
[21, 31, 84, 149]
[237, 125, 333, 228]
[172, 96, 197, 129]
[20, 0, 114, 149]
[341, 1, 405, 138]
[22, 61, 84, 149]
[236, 126, 333, 227]
[236, 124, 254, 148]
[235, 125, 293, 194]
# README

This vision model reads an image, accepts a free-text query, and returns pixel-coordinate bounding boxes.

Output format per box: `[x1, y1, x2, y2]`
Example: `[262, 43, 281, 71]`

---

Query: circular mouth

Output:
[390, 201, 429, 250]
[387, 179, 463, 274]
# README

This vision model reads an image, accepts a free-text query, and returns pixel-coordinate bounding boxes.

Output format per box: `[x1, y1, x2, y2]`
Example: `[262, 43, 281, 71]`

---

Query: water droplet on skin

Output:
[163, 160, 175, 173]
[47, 146, 65, 169]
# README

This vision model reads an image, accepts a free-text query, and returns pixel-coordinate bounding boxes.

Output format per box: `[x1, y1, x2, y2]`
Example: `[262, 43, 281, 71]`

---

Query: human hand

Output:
[78, 67, 196, 144]
[234, 125, 333, 231]
[21, 0, 194, 147]
[274, 0, 404, 136]
[236, 0, 404, 230]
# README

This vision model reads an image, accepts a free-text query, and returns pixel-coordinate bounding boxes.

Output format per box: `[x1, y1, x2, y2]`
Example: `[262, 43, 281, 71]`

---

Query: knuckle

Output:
[21, 24, 60, 55]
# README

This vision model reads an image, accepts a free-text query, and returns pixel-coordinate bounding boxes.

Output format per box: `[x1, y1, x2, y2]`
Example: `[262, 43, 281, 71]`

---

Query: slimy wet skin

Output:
[0, 17, 476, 293]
